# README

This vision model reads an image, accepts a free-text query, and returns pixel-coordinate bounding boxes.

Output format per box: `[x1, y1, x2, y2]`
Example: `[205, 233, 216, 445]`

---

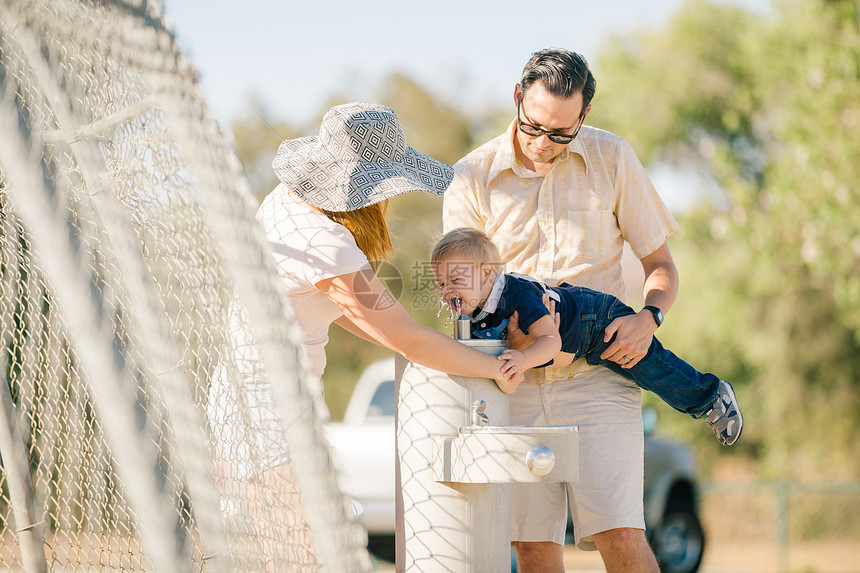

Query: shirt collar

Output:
[487, 120, 592, 184]
[472, 272, 506, 322]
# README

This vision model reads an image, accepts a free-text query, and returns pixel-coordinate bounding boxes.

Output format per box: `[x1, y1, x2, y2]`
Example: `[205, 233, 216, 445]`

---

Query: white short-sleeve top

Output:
[256, 184, 371, 378]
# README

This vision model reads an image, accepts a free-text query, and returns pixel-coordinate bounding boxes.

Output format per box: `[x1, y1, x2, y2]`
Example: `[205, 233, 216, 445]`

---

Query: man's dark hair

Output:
[520, 48, 596, 112]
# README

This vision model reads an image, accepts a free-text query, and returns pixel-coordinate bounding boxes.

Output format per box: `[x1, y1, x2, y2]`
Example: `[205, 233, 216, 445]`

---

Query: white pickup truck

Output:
[326, 358, 398, 540]
[326, 356, 706, 573]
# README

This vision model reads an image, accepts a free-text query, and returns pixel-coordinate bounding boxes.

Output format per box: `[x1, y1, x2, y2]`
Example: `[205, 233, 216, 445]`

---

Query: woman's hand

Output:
[493, 356, 523, 394]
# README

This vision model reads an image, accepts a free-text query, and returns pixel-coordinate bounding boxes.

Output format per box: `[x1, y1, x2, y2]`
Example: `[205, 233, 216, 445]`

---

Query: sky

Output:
[165, 0, 767, 128]
[164, 0, 768, 210]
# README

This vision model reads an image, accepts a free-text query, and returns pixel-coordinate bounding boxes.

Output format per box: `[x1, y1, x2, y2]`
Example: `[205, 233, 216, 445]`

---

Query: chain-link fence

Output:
[698, 480, 860, 573]
[0, 1, 369, 570]
[559, 479, 860, 572]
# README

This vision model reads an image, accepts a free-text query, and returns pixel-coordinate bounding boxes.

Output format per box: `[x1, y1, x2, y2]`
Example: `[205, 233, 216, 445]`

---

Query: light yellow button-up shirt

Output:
[443, 121, 679, 381]
[443, 121, 678, 301]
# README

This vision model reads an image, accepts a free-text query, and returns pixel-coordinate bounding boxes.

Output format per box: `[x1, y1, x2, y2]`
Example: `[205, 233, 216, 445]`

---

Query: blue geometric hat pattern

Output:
[272, 102, 454, 212]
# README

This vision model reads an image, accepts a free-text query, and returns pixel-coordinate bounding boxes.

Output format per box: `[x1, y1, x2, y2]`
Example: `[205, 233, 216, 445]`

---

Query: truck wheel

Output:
[366, 534, 396, 564]
[652, 506, 705, 573]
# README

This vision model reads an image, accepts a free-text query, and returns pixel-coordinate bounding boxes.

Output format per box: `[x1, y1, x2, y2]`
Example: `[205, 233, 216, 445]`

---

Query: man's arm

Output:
[639, 241, 679, 316]
[600, 241, 678, 368]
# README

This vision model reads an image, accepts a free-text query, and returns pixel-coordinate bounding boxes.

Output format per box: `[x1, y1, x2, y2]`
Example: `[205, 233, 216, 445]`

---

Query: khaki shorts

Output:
[510, 365, 646, 551]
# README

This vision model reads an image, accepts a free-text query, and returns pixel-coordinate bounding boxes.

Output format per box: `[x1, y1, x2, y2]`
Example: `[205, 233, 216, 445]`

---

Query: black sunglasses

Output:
[516, 99, 585, 145]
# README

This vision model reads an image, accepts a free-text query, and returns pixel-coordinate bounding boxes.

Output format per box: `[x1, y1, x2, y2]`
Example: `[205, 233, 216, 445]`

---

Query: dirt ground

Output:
[561, 539, 860, 572]
[375, 539, 860, 572]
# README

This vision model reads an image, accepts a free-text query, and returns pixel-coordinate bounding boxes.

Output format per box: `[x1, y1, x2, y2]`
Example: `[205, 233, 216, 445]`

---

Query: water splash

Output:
[436, 296, 462, 329]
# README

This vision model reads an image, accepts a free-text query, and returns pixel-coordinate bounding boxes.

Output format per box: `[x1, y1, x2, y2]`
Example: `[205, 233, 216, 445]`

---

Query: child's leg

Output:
[574, 288, 720, 417]
[601, 337, 720, 417]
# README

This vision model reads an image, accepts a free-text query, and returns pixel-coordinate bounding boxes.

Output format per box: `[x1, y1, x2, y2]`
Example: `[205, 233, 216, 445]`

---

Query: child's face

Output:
[433, 257, 495, 315]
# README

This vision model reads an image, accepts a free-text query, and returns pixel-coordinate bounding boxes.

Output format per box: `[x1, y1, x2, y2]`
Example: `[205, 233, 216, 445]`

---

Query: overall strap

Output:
[507, 273, 561, 303]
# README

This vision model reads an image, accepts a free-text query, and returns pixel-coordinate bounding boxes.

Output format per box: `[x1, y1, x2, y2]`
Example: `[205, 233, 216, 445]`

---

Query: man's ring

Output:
[622, 355, 631, 364]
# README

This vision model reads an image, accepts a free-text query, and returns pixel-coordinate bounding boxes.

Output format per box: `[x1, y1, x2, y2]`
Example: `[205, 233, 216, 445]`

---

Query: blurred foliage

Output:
[376, 72, 473, 166]
[229, 95, 300, 199]
[597, 0, 860, 479]
[229, 0, 860, 477]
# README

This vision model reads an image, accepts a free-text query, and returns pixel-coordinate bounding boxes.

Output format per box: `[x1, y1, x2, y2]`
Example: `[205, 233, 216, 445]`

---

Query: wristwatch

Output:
[642, 305, 664, 327]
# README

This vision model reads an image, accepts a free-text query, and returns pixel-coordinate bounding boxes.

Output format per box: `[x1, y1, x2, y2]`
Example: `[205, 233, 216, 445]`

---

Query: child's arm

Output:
[497, 314, 562, 387]
[506, 294, 559, 351]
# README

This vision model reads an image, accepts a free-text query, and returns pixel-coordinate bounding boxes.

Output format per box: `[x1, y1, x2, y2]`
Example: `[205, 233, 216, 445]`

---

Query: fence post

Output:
[0, 371, 48, 573]
[775, 480, 789, 573]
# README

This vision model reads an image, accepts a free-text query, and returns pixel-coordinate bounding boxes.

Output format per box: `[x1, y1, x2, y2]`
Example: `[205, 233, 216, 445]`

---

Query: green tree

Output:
[376, 72, 474, 165]
[594, 0, 860, 478]
[229, 96, 302, 201]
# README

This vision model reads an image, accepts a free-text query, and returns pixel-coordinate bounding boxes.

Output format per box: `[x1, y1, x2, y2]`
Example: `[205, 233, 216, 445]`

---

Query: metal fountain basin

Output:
[432, 424, 578, 484]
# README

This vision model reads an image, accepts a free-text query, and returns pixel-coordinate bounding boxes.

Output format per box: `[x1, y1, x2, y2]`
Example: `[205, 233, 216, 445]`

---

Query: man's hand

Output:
[600, 311, 657, 368]
[506, 311, 531, 351]
[606, 241, 677, 369]
[507, 294, 558, 351]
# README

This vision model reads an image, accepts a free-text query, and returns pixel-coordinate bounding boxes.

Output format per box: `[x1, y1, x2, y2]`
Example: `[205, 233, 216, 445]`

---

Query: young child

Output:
[431, 227, 743, 446]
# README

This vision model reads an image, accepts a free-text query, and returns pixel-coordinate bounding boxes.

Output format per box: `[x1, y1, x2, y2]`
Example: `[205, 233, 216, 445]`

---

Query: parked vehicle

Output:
[326, 356, 705, 572]
[639, 408, 706, 573]
[326, 358, 397, 542]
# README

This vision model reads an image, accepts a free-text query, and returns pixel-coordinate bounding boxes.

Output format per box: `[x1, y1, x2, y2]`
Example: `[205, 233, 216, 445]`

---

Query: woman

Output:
[218, 102, 518, 570]
[258, 101, 517, 391]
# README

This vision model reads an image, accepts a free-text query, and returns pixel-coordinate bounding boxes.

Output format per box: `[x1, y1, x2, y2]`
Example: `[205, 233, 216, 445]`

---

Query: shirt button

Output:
[481, 323, 486, 327]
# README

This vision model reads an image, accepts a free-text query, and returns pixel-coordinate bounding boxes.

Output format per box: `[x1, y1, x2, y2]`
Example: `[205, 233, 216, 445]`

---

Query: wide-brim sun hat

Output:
[272, 102, 454, 212]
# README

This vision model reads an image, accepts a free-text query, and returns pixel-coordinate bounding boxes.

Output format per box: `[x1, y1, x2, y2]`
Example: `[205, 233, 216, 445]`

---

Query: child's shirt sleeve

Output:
[510, 282, 551, 334]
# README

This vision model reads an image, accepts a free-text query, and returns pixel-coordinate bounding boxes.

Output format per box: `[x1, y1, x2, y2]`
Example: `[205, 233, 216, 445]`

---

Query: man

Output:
[443, 49, 678, 572]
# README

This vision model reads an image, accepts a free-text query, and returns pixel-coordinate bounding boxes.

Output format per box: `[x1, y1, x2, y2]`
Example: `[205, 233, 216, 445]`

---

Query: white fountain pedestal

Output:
[395, 341, 578, 573]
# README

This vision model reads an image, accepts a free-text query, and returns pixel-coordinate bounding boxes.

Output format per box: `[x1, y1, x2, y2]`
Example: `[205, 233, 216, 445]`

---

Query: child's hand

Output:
[492, 350, 523, 394]
[492, 349, 526, 393]
[499, 348, 527, 373]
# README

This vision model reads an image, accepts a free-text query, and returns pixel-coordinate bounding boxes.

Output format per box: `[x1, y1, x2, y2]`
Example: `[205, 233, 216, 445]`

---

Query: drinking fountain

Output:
[395, 317, 579, 572]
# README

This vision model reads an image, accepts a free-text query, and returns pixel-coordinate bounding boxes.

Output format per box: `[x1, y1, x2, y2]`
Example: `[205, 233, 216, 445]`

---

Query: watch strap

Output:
[642, 305, 663, 326]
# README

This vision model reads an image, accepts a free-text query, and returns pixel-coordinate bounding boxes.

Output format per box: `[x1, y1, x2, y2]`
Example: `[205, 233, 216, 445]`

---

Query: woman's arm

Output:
[333, 315, 381, 345]
[316, 269, 522, 389]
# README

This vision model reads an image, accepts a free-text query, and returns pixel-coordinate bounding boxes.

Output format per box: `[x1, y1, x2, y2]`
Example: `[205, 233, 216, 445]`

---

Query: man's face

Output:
[514, 83, 586, 169]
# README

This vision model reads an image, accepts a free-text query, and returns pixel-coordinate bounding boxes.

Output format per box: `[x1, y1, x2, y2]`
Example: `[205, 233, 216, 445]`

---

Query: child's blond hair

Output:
[430, 227, 504, 269]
